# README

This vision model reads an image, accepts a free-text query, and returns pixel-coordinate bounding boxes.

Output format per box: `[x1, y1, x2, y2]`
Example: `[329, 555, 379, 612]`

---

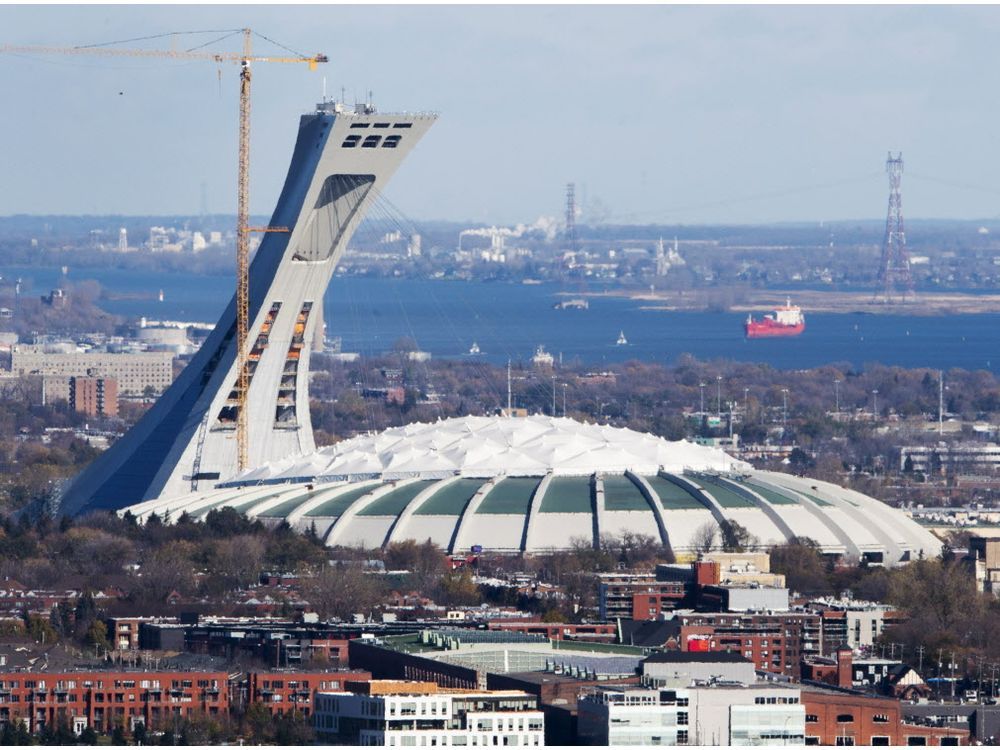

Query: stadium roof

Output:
[227, 416, 747, 484]
[122, 416, 941, 563]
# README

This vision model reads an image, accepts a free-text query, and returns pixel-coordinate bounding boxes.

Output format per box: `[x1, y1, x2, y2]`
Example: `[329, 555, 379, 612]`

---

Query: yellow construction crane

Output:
[1, 29, 328, 470]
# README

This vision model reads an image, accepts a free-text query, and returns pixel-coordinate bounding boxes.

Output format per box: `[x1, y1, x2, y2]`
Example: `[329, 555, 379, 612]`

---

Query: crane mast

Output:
[236, 29, 253, 471]
[1, 29, 327, 471]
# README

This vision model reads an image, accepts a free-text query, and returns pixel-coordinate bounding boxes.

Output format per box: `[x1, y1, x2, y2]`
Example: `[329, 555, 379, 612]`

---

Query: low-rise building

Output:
[243, 670, 371, 716]
[313, 680, 544, 746]
[577, 683, 805, 746]
[802, 687, 967, 745]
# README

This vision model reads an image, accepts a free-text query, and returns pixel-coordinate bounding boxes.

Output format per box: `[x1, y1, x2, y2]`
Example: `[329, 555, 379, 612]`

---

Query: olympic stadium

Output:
[121, 415, 941, 564]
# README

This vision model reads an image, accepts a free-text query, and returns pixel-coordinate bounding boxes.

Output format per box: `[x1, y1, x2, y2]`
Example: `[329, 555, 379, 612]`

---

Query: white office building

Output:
[313, 680, 544, 747]
[577, 684, 804, 746]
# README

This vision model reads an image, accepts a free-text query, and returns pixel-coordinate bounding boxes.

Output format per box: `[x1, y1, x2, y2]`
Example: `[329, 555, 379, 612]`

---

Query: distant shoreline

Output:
[574, 288, 1000, 315]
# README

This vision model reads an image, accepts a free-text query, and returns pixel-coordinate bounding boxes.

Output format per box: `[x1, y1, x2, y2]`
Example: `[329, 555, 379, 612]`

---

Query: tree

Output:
[84, 619, 110, 651]
[436, 570, 480, 606]
[769, 537, 830, 595]
[720, 520, 757, 552]
[79, 726, 99, 745]
[691, 522, 717, 555]
[303, 563, 386, 621]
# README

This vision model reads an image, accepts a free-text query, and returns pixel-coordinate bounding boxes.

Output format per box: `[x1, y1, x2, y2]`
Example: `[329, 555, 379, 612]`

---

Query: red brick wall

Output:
[803, 690, 967, 745]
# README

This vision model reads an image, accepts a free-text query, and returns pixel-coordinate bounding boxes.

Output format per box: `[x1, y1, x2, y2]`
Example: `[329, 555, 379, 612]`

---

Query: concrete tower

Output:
[59, 101, 436, 516]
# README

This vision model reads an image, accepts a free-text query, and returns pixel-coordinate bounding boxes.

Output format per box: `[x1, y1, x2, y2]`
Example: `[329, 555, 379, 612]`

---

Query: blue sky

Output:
[4, 5, 1000, 225]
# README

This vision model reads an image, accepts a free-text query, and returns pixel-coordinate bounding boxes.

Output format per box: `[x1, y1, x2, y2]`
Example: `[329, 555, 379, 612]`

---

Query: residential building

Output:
[69, 376, 118, 417]
[577, 683, 805, 746]
[243, 670, 372, 716]
[106, 616, 177, 651]
[597, 573, 686, 621]
[313, 680, 544, 746]
[0, 670, 228, 734]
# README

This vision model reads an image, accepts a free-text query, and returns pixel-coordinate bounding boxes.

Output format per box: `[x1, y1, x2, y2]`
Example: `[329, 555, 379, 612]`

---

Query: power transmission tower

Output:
[564, 183, 579, 253]
[875, 152, 914, 302]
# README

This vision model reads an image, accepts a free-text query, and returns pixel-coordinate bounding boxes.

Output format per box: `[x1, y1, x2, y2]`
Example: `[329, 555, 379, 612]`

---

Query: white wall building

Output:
[314, 681, 544, 747]
[577, 683, 804, 746]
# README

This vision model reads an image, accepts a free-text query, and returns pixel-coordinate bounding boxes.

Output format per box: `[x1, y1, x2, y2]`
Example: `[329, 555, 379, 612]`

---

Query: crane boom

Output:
[2, 29, 327, 471]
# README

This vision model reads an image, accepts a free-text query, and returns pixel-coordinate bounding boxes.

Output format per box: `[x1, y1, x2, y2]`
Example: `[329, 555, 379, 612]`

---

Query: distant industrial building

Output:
[901, 442, 1000, 475]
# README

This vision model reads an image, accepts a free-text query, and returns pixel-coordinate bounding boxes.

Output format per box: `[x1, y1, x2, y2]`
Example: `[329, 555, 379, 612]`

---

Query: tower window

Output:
[362, 135, 382, 148]
[342, 135, 361, 148]
[383, 135, 402, 148]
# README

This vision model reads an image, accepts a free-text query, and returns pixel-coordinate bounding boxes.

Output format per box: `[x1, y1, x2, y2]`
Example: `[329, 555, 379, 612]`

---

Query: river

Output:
[3, 265, 998, 373]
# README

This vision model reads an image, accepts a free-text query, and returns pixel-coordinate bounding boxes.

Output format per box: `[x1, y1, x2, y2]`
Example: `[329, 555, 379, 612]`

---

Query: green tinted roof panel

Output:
[603, 475, 652, 512]
[477, 477, 540, 515]
[360, 480, 439, 516]
[539, 476, 593, 514]
[415, 478, 485, 516]
[643, 475, 704, 510]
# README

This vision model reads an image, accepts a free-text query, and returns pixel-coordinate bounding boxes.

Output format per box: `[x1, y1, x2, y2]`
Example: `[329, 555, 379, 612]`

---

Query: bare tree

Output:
[303, 563, 386, 621]
[692, 522, 717, 555]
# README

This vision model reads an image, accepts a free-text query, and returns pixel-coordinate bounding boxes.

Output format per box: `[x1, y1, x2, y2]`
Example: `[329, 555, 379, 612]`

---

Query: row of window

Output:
[804, 712, 891, 724]
[807, 736, 959, 746]
[343, 134, 403, 149]
[384, 734, 542, 747]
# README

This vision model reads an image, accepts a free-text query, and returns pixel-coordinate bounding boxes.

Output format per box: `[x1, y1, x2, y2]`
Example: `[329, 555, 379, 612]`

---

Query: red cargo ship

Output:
[744, 298, 805, 338]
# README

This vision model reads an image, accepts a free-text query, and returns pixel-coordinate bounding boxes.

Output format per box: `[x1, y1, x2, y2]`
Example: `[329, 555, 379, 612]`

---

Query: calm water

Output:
[5, 265, 1000, 373]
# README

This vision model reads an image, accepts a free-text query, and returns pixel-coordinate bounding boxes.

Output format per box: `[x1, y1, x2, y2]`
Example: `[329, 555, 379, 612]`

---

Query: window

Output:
[342, 134, 362, 148]
[393, 122, 413, 128]
[677, 712, 688, 726]
[870, 737, 890, 746]
[835, 738, 855, 746]
[805, 738, 820, 746]
[872, 714, 889, 723]
[836, 714, 855, 723]
[350, 123, 370, 128]
[374, 122, 390, 128]
[905, 738, 927, 746]
[940, 738, 959, 746]
[383, 135, 402, 148]
[362, 135, 382, 148]
[805, 715, 819, 723]
[677, 730, 689, 745]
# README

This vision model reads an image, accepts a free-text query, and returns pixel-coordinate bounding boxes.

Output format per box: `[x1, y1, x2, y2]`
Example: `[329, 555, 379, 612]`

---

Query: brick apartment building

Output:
[0, 668, 373, 733]
[596, 573, 686, 620]
[663, 610, 821, 680]
[242, 670, 371, 717]
[0, 670, 229, 734]
[69, 376, 118, 417]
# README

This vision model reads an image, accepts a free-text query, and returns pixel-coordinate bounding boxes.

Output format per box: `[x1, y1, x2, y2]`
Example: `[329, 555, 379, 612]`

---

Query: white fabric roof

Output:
[230, 415, 749, 484]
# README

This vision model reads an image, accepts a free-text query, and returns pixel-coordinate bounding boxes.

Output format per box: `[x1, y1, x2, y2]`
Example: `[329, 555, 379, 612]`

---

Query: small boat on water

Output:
[468, 342, 481, 355]
[616, 330, 628, 346]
